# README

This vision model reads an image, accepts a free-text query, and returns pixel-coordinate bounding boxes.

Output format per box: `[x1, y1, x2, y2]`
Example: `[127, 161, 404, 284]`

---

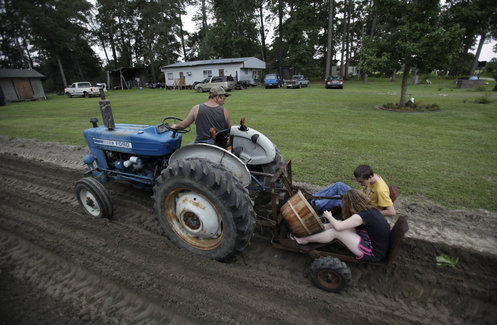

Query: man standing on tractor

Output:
[171, 86, 231, 144]
[312, 164, 396, 217]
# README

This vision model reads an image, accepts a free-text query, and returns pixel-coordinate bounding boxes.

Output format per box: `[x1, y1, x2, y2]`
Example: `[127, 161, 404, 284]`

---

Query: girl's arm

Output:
[323, 211, 363, 231]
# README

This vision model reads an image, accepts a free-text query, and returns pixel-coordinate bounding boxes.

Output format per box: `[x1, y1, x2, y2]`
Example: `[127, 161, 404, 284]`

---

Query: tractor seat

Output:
[389, 185, 399, 202]
[381, 215, 409, 266]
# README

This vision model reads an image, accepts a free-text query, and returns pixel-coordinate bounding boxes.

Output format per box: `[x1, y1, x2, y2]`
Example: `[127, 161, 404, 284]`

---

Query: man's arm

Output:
[172, 105, 198, 129]
[223, 107, 231, 128]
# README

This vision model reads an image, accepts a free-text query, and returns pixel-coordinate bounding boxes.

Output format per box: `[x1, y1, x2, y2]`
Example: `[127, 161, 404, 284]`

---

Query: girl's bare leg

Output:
[294, 228, 362, 257]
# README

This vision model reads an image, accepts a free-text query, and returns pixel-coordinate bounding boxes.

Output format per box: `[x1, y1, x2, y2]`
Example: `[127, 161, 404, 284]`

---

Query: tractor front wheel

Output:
[153, 158, 255, 261]
[308, 256, 351, 293]
[75, 177, 113, 219]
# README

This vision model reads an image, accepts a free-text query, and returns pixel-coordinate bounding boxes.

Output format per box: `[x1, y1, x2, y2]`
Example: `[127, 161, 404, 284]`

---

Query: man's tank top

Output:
[195, 103, 228, 142]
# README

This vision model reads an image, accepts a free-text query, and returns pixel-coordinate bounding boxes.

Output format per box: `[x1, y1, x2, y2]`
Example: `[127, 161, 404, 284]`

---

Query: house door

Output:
[218, 69, 224, 77]
[179, 72, 185, 87]
[14, 79, 33, 100]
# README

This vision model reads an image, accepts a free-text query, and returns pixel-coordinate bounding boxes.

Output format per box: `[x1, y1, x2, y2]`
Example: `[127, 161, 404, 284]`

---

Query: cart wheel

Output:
[75, 177, 113, 219]
[308, 256, 351, 293]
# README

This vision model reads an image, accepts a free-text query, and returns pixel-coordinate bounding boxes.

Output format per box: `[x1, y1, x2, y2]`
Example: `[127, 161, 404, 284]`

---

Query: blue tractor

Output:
[75, 91, 410, 293]
[75, 91, 284, 261]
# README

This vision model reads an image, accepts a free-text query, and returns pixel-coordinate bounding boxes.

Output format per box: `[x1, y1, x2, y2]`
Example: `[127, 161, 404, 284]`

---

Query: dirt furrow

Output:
[0, 230, 191, 325]
[1, 152, 497, 324]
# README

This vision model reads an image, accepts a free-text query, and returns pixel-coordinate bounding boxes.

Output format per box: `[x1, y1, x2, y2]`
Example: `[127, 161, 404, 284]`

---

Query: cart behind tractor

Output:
[75, 90, 409, 293]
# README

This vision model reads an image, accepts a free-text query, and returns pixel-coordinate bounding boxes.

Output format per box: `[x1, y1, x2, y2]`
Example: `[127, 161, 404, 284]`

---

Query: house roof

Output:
[0, 68, 45, 79]
[162, 57, 263, 69]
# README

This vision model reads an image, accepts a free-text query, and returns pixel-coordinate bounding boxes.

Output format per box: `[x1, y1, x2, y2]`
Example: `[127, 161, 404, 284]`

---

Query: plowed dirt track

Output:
[1, 137, 496, 324]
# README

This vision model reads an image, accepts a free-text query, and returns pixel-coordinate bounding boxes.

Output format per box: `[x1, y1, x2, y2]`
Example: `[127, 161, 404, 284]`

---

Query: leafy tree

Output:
[442, 0, 496, 76]
[359, 0, 463, 106]
[198, 0, 260, 59]
[134, 0, 183, 81]
[324, 0, 335, 78]
[467, 0, 497, 76]
[0, 0, 33, 69]
[266, 0, 327, 77]
[1, 0, 100, 89]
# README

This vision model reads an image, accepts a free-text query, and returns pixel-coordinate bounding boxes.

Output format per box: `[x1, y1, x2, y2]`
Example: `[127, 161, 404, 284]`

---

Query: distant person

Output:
[171, 86, 231, 144]
[292, 189, 391, 262]
[312, 164, 396, 217]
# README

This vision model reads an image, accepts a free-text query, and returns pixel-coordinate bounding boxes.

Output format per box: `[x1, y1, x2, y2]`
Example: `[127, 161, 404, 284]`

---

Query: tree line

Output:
[1, 0, 496, 102]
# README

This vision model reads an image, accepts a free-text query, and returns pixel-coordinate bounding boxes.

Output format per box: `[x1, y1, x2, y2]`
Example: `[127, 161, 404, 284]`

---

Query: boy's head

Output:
[354, 164, 374, 186]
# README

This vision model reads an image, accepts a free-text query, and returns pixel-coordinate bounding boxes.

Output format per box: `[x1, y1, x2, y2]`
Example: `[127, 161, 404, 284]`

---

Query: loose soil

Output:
[1, 135, 496, 324]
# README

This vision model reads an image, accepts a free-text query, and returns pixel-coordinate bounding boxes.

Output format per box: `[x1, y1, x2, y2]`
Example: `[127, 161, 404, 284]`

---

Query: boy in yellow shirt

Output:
[354, 165, 396, 216]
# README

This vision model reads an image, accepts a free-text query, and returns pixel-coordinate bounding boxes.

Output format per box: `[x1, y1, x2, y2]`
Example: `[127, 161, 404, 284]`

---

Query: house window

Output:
[167, 73, 174, 80]
[203, 70, 212, 78]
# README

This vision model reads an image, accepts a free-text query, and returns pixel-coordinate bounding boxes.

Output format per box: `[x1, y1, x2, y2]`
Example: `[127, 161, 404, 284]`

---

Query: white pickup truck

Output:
[194, 76, 236, 93]
[64, 82, 103, 98]
[284, 75, 310, 89]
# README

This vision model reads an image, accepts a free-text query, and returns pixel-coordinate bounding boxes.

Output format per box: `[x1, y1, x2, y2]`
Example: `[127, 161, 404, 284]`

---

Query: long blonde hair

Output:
[341, 189, 377, 219]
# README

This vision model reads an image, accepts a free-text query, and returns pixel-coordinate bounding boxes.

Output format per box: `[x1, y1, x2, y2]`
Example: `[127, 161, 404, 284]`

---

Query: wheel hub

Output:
[319, 270, 342, 288]
[175, 192, 221, 238]
[182, 211, 201, 230]
[85, 197, 96, 208]
[80, 190, 100, 217]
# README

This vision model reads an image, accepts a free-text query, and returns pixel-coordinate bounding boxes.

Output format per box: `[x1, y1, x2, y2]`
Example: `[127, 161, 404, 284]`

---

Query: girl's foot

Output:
[289, 233, 300, 244]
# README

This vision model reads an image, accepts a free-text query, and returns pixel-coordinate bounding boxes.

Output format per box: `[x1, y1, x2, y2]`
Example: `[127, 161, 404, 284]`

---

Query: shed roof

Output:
[162, 57, 263, 69]
[0, 68, 45, 79]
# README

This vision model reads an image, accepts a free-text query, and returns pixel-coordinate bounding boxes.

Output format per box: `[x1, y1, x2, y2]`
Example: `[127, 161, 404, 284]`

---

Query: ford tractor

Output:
[75, 90, 284, 261]
[75, 91, 409, 292]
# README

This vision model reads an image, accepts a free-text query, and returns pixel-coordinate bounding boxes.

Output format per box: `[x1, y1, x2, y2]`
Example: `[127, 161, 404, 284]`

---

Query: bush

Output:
[380, 102, 441, 112]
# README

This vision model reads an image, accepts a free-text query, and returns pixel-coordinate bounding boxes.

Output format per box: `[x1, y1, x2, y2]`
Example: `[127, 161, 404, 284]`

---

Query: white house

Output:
[160, 57, 266, 88]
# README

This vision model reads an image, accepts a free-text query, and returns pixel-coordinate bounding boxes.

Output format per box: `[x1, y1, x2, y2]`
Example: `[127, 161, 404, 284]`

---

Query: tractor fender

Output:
[230, 126, 276, 165]
[168, 143, 251, 187]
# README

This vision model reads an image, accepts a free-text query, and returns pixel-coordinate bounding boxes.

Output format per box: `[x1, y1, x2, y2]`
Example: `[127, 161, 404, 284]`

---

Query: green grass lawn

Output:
[1, 78, 496, 211]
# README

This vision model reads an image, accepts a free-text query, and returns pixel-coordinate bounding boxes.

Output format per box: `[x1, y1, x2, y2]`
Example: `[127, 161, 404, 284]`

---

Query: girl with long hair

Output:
[292, 189, 391, 262]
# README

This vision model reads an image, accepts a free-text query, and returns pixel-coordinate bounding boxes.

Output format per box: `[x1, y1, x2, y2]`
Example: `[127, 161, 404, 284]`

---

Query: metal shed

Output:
[0, 69, 46, 104]
[161, 57, 266, 89]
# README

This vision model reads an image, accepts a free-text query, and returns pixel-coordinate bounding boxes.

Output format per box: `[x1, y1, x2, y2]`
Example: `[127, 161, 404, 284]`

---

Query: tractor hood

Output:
[83, 123, 182, 157]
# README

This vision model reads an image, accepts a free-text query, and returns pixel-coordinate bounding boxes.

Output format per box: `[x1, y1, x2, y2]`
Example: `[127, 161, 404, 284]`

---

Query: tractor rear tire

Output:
[75, 177, 113, 219]
[308, 256, 351, 293]
[153, 158, 255, 262]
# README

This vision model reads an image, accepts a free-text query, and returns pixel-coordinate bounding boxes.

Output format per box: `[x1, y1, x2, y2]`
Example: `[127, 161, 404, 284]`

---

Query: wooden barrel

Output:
[281, 190, 324, 237]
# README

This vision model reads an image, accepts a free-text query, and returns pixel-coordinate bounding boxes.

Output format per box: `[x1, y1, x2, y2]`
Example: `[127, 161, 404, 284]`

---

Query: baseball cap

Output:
[210, 86, 231, 97]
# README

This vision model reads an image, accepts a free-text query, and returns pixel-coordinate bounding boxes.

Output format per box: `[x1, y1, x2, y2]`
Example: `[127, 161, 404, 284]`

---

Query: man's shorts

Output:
[356, 229, 379, 262]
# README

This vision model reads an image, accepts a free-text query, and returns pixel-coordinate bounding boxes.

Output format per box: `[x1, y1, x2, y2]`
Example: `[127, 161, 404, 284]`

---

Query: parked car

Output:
[193, 78, 210, 88]
[64, 82, 103, 98]
[285, 75, 310, 88]
[325, 76, 343, 89]
[194, 76, 236, 93]
[264, 73, 283, 88]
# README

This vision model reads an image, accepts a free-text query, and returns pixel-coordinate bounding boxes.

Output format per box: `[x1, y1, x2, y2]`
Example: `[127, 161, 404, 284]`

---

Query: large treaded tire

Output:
[75, 177, 113, 219]
[308, 256, 352, 293]
[153, 158, 255, 261]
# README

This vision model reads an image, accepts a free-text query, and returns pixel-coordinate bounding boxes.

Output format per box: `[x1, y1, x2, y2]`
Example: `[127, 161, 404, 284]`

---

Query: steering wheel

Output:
[162, 117, 191, 134]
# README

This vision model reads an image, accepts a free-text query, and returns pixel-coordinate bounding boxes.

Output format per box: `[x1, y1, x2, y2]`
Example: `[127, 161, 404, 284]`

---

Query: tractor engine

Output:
[82, 122, 182, 186]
